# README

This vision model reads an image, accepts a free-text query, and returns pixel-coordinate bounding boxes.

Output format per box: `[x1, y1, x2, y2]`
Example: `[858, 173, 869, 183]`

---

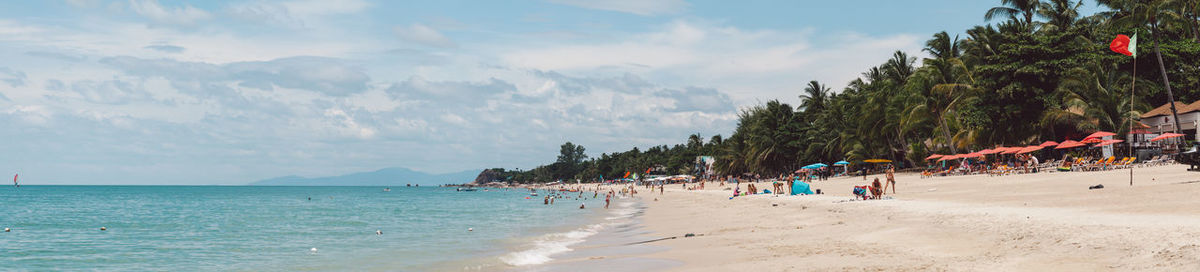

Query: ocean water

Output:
[0, 186, 621, 271]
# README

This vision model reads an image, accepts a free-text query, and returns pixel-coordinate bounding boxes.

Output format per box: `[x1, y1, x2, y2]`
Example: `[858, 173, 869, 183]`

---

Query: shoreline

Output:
[617, 164, 1200, 271]
[428, 186, 679, 271]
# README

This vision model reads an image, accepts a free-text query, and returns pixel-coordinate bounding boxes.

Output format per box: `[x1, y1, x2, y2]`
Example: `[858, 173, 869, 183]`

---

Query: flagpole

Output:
[1130, 51, 1137, 187]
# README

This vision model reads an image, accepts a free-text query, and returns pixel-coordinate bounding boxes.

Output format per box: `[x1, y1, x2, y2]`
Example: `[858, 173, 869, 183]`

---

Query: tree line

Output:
[487, 0, 1200, 183]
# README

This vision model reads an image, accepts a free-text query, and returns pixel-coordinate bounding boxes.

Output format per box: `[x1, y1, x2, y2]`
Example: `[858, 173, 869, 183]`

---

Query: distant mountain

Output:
[250, 167, 481, 186]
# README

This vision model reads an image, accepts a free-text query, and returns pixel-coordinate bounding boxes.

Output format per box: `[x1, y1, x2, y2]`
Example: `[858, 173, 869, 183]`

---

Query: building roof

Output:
[1140, 101, 1200, 118]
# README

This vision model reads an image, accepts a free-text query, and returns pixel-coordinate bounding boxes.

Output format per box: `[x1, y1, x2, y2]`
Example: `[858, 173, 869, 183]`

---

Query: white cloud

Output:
[503, 20, 923, 103]
[226, 0, 369, 27]
[0, 19, 43, 36]
[394, 23, 457, 48]
[100, 56, 371, 96]
[128, 0, 211, 25]
[0, 67, 27, 87]
[547, 0, 689, 16]
[0, 5, 926, 184]
[66, 0, 101, 8]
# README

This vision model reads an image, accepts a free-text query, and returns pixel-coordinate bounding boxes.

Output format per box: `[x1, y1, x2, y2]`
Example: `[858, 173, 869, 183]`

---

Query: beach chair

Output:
[1071, 158, 1088, 171]
[1099, 157, 1115, 170]
[1042, 159, 1060, 172]
[1139, 155, 1159, 167]
[1111, 157, 1128, 169]
[1148, 155, 1165, 166]
[1111, 157, 1127, 169]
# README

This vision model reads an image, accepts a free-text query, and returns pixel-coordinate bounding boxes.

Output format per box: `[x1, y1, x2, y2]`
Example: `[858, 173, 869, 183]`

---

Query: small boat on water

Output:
[530, 192, 538, 196]
[383, 187, 391, 192]
[457, 187, 478, 192]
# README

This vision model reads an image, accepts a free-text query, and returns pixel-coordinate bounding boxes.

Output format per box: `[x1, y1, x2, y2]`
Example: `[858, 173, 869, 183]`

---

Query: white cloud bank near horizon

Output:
[0, 0, 924, 184]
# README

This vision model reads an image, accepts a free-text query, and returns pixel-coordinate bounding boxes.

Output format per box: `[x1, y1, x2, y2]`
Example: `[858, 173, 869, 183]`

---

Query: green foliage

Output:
[498, 0, 1200, 182]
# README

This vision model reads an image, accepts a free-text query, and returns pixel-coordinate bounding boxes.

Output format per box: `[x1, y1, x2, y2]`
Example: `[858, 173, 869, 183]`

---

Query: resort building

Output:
[1140, 101, 1200, 140]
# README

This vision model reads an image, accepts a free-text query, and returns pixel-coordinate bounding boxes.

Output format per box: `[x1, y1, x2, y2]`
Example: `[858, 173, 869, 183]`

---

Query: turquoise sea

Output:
[0, 186, 628, 271]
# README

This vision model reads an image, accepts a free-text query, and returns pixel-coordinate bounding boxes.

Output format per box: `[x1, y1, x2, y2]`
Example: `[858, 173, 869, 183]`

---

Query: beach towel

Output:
[791, 181, 814, 195]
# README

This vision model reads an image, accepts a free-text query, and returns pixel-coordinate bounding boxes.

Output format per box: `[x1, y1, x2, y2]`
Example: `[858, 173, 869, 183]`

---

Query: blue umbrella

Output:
[802, 163, 828, 169]
[833, 160, 850, 165]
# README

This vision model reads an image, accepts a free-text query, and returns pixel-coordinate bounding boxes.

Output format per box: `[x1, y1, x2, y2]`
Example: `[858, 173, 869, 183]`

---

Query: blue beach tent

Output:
[790, 179, 814, 195]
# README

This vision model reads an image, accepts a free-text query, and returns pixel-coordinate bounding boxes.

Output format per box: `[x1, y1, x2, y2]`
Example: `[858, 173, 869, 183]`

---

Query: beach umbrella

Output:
[1085, 131, 1116, 139]
[1079, 137, 1104, 144]
[925, 154, 943, 160]
[1094, 139, 1124, 147]
[1150, 133, 1185, 142]
[959, 152, 983, 158]
[1038, 141, 1059, 147]
[937, 155, 958, 162]
[833, 160, 850, 165]
[978, 148, 1001, 155]
[1017, 145, 1043, 154]
[863, 159, 892, 163]
[1001, 147, 1022, 154]
[1054, 140, 1085, 149]
[802, 163, 828, 169]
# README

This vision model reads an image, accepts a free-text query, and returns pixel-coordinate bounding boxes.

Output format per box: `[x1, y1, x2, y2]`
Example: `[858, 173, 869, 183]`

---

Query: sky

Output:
[0, 0, 1108, 185]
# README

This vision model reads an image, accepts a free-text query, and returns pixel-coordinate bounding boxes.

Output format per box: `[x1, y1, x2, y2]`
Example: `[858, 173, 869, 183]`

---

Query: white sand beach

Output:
[621, 164, 1200, 271]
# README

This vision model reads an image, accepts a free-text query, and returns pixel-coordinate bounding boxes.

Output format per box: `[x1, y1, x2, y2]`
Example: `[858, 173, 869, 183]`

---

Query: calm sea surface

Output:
[0, 186, 613, 271]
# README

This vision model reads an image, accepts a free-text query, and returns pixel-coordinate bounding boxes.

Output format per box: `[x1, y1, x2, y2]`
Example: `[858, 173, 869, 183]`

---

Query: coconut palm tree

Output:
[798, 80, 830, 114]
[1041, 61, 1150, 136]
[986, 0, 1043, 25]
[1036, 0, 1084, 31]
[1098, 0, 1185, 133]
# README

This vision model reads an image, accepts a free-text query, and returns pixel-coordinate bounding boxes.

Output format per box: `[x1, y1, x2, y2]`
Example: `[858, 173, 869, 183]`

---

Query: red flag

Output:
[1110, 35, 1132, 56]
[645, 167, 652, 174]
[623, 171, 630, 178]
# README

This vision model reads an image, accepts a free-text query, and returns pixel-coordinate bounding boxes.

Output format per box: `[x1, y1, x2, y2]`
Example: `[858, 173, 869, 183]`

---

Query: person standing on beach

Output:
[605, 193, 611, 209]
[884, 165, 896, 194]
[786, 178, 794, 195]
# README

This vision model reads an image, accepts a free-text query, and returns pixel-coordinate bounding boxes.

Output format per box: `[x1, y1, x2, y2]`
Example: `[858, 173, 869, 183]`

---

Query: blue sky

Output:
[0, 0, 1108, 184]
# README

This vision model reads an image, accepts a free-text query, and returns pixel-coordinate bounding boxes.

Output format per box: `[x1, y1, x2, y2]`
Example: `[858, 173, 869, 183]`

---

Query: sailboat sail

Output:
[13, 174, 18, 187]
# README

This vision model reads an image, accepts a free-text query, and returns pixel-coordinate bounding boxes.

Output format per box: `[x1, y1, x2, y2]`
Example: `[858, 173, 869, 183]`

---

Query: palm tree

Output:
[686, 133, 704, 151]
[1036, 0, 1084, 31]
[905, 32, 980, 154]
[1099, 0, 1184, 133]
[986, 0, 1043, 25]
[1041, 61, 1150, 136]
[798, 80, 830, 114]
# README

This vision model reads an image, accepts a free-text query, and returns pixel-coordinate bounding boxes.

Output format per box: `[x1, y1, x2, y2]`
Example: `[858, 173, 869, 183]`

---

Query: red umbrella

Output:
[1094, 139, 1124, 147]
[1001, 147, 1022, 154]
[1017, 145, 1044, 154]
[1079, 137, 1104, 144]
[937, 155, 958, 162]
[925, 154, 943, 160]
[1038, 141, 1059, 147]
[1150, 133, 1185, 142]
[1085, 131, 1116, 139]
[1055, 140, 1084, 149]
[960, 152, 983, 158]
[977, 148, 1000, 155]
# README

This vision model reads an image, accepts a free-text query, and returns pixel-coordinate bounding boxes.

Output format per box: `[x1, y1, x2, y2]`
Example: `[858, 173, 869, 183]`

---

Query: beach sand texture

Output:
[633, 164, 1200, 271]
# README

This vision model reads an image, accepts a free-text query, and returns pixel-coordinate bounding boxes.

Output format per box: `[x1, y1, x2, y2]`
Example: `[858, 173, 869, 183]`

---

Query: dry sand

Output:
[631, 164, 1200, 271]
